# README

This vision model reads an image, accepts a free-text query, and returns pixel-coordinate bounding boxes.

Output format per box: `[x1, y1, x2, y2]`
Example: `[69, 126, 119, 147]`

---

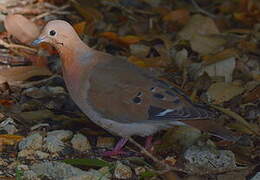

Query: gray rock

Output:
[35, 151, 49, 159]
[47, 130, 73, 141]
[29, 161, 108, 180]
[71, 133, 91, 152]
[44, 135, 65, 153]
[23, 170, 39, 180]
[19, 133, 43, 150]
[251, 172, 260, 180]
[0, 117, 17, 134]
[114, 161, 132, 179]
[184, 145, 236, 174]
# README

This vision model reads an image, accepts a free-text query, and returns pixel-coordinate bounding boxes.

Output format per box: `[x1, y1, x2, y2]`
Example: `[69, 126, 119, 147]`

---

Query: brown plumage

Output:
[32, 20, 233, 141]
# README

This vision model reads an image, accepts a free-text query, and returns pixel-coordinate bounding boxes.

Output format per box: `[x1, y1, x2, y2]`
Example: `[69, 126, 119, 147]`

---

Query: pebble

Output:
[47, 130, 73, 141]
[19, 133, 43, 150]
[134, 166, 146, 175]
[18, 149, 35, 159]
[35, 151, 49, 159]
[27, 161, 108, 180]
[44, 135, 65, 153]
[251, 172, 260, 180]
[114, 161, 132, 179]
[71, 133, 91, 152]
[184, 145, 236, 173]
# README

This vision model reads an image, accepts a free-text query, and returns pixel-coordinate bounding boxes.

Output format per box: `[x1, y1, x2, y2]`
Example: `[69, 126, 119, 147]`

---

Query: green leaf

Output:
[140, 170, 157, 179]
[63, 158, 111, 168]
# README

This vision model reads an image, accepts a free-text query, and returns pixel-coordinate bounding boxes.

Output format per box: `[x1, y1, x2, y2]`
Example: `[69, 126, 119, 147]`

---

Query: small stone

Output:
[134, 166, 146, 175]
[3, 124, 17, 134]
[114, 161, 132, 179]
[31, 123, 50, 131]
[71, 133, 91, 152]
[0, 117, 17, 134]
[19, 133, 43, 150]
[164, 156, 177, 166]
[251, 172, 260, 180]
[184, 145, 236, 173]
[99, 166, 112, 179]
[30, 161, 108, 180]
[23, 170, 40, 180]
[35, 151, 49, 159]
[17, 164, 29, 171]
[18, 149, 35, 159]
[0, 159, 7, 166]
[47, 130, 73, 141]
[96, 137, 115, 148]
[44, 135, 65, 153]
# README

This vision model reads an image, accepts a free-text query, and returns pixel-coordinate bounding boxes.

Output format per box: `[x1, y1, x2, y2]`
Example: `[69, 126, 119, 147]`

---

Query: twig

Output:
[0, 39, 37, 52]
[18, 74, 61, 88]
[190, 0, 217, 18]
[128, 137, 188, 174]
[31, 4, 70, 21]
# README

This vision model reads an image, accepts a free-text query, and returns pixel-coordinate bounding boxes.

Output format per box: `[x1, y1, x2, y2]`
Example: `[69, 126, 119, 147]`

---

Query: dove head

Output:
[32, 20, 83, 50]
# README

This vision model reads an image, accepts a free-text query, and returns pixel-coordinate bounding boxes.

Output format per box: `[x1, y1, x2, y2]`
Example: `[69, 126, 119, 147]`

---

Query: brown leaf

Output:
[73, 21, 87, 35]
[0, 134, 23, 146]
[4, 14, 40, 44]
[0, 66, 52, 85]
[71, 0, 103, 22]
[128, 56, 169, 67]
[163, 9, 190, 25]
[202, 48, 238, 65]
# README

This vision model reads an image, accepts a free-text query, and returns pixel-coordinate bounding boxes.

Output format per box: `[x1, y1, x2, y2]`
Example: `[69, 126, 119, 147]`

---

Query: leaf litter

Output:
[0, 0, 259, 179]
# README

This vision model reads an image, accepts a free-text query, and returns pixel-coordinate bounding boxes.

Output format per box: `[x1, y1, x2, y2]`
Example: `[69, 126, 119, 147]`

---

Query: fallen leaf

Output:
[4, 14, 40, 44]
[73, 21, 86, 35]
[202, 48, 238, 65]
[163, 9, 190, 25]
[207, 82, 245, 104]
[0, 66, 52, 85]
[70, 0, 103, 22]
[0, 99, 14, 106]
[0, 134, 23, 146]
[200, 57, 236, 82]
[128, 56, 169, 67]
[190, 34, 226, 55]
[177, 14, 220, 41]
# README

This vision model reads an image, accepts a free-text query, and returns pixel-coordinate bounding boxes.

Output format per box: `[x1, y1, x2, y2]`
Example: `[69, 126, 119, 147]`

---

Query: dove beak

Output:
[31, 36, 46, 46]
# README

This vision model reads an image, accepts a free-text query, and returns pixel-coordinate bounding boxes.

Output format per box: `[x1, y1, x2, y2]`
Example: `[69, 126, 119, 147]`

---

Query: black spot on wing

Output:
[153, 93, 164, 99]
[132, 96, 141, 104]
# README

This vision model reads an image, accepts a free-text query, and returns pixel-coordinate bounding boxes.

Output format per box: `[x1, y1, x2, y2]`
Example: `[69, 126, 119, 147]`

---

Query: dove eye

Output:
[49, 30, 56, 36]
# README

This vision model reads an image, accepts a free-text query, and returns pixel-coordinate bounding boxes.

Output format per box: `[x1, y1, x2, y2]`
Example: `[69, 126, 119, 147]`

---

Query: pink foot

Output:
[145, 136, 153, 150]
[102, 138, 128, 157]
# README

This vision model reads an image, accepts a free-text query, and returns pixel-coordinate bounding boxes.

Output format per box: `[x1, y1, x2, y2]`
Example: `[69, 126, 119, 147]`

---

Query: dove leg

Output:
[102, 138, 128, 156]
[145, 136, 153, 150]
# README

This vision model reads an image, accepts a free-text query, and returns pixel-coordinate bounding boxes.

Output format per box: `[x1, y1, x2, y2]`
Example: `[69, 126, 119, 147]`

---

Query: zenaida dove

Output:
[32, 20, 235, 156]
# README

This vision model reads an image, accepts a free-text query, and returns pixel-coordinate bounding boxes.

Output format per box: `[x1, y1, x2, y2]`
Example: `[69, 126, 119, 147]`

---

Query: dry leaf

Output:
[0, 134, 23, 146]
[207, 82, 245, 104]
[4, 14, 40, 44]
[163, 9, 190, 25]
[100, 32, 142, 46]
[177, 14, 220, 41]
[200, 57, 236, 82]
[128, 56, 169, 67]
[0, 66, 52, 85]
[202, 48, 238, 65]
[190, 35, 226, 55]
[73, 21, 86, 35]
